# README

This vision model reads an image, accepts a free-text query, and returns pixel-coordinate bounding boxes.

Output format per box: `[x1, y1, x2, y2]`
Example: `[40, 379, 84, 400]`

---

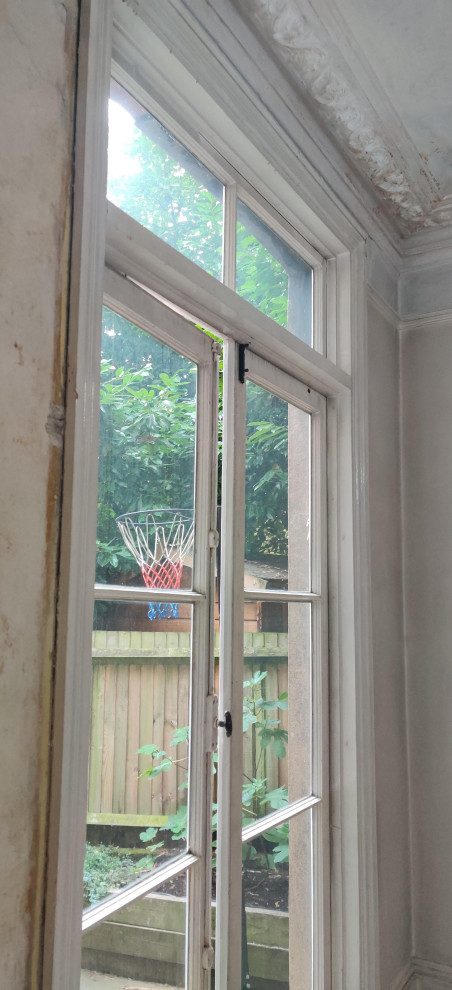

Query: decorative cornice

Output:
[387, 958, 452, 990]
[239, 0, 451, 234]
[367, 284, 399, 329]
[399, 310, 452, 331]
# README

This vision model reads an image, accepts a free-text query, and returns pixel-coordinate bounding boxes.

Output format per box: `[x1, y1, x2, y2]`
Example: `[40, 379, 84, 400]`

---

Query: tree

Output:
[96, 309, 197, 581]
[96, 99, 292, 582]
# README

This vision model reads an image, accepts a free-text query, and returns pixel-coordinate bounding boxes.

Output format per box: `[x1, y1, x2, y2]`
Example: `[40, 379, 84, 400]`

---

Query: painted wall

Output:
[367, 297, 411, 987]
[0, 1, 77, 986]
[401, 320, 452, 970]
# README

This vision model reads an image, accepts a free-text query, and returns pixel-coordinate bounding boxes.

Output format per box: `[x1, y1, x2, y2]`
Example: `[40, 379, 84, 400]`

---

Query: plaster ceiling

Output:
[235, 0, 452, 237]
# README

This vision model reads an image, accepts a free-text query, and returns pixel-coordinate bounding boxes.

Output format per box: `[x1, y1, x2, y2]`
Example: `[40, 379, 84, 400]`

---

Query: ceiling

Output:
[237, 0, 452, 238]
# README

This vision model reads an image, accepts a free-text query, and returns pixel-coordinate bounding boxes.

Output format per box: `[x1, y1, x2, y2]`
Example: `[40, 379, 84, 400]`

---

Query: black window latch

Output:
[218, 711, 233, 737]
[238, 343, 249, 383]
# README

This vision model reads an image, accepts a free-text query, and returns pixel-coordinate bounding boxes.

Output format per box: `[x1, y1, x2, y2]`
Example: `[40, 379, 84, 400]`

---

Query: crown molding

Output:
[388, 957, 452, 990]
[115, 0, 452, 281]
[398, 225, 452, 272]
[125, 0, 405, 269]
[412, 958, 452, 990]
[237, 0, 452, 238]
[390, 961, 416, 990]
[367, 285, 399, 328]
[366, 239, 399, 314]
[240, 0, 438, 233]
[399, 259, 452, 321]
[399, 310, 452, 331]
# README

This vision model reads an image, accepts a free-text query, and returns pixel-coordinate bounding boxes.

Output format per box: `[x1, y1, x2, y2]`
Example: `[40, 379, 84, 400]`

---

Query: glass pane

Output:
[236, 200, 313, 344]
[242, 821, 289, 990]
[81, 872, 187, 988]
[85, 601, 192, 908]
[97, 307, 196, 588]
[242, 816, 313, 990]
[108, 81, 223, 280]
[242, 603, 311, 826]
[245, 382, 311, 592]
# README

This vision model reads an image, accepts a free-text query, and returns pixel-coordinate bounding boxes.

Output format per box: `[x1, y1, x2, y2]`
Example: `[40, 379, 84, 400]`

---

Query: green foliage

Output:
[236, 218, 289, 328]
[245, 383, 288, 560]
[96, 310, 196, 582]
[134, 825, 165, 871]
[162, 805, 189, 842]
[108, 123, 223, 280]
[97, 107, 292, 582]
[243, 669, 288, 760]
[83, 843, 137, 907]
[139, 670, 289, 869]
[96, 315, 289, 580]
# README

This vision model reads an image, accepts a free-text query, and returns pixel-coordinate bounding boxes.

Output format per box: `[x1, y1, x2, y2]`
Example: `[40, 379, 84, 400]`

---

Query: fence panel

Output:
[88, 631, 288, 824]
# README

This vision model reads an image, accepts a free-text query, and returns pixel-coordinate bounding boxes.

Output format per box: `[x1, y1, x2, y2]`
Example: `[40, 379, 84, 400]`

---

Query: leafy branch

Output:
[137, 671, 289, 869]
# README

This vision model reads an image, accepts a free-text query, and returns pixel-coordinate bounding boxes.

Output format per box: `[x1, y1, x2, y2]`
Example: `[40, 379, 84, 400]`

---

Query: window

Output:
[76, 70, 329, 985]
[108, 80, 224, 281]
[45, 5, 373, 990]
[107, 81, 316, 348]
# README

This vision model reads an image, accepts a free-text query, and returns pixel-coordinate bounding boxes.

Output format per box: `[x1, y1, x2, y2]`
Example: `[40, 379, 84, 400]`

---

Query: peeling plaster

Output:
[45, 402, 65, 448]
[0, 1, 78, 986]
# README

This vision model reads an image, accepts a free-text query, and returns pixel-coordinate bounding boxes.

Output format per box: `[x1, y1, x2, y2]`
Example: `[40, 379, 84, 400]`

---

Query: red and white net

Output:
[116, 510, 194, 592]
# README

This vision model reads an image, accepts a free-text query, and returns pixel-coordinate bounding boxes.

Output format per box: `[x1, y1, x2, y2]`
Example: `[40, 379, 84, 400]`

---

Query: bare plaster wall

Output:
[0, 1, 78, 985]
[367, 298, 411, 987]
[401, 321, 452, 968]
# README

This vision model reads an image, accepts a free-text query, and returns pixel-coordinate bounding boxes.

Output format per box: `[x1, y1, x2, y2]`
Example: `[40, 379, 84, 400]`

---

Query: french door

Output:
[217, 343, 328, 990]
[81, 270, 328, 989]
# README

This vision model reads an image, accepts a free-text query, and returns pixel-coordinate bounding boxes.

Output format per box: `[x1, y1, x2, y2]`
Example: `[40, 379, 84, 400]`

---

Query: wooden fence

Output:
[87, 630, 288, 824]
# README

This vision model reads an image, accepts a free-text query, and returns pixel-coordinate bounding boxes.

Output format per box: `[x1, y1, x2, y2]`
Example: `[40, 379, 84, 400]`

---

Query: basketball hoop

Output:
[116, 509, 194, 620]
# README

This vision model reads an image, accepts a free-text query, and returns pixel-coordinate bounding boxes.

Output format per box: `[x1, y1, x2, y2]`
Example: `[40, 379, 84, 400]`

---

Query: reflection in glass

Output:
[96, 307, 197, 587]
[242, 603, 311, 826]
[85, 601, 192, 915]
[245, 382, 311, 591]
[108, 80, 224, 280]
[236, 200, 313, 343]
[242, 816, 312, 990]
[242, 821, 290, 990]
[81, 873, 187, 987]
[288, 812, 313, 990]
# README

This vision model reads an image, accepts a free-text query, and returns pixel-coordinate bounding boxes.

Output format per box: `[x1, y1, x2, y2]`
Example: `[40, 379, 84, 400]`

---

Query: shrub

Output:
[83, 843, 136, 907]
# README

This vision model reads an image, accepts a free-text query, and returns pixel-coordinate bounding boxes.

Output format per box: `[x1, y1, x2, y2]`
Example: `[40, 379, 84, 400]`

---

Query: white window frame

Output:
[43, 2, 379, 989]
[85, 278, 220, 989]
[216, 347, 329, 989]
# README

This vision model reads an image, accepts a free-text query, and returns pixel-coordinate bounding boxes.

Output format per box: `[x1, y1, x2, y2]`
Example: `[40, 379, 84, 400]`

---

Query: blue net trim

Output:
[148, 602, 179, 621]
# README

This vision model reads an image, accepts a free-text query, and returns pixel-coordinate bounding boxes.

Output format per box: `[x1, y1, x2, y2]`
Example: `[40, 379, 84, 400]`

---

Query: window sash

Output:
[215, 341, 329, 989]
[105, 203, 350, 397]
[107, 70, 327, 353]
[86, 276, 220, 990]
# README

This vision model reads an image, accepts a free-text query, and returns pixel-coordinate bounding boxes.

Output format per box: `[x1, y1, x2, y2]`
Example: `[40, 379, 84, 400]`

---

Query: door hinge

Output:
[202, 945, 215, 970]
[205, 694, 219, 752]
[211, 340, 222, 356]
[208, 528, 219, 549]
[238, 342, 249, 383]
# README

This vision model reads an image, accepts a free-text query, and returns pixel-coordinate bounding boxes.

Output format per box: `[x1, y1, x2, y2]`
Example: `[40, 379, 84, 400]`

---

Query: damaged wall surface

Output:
[0, 1, 78, 986]
[1, 1, 452, 989]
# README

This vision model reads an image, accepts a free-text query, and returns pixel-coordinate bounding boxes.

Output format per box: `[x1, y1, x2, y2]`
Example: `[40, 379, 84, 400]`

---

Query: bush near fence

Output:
[88, 629, 289, 826]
